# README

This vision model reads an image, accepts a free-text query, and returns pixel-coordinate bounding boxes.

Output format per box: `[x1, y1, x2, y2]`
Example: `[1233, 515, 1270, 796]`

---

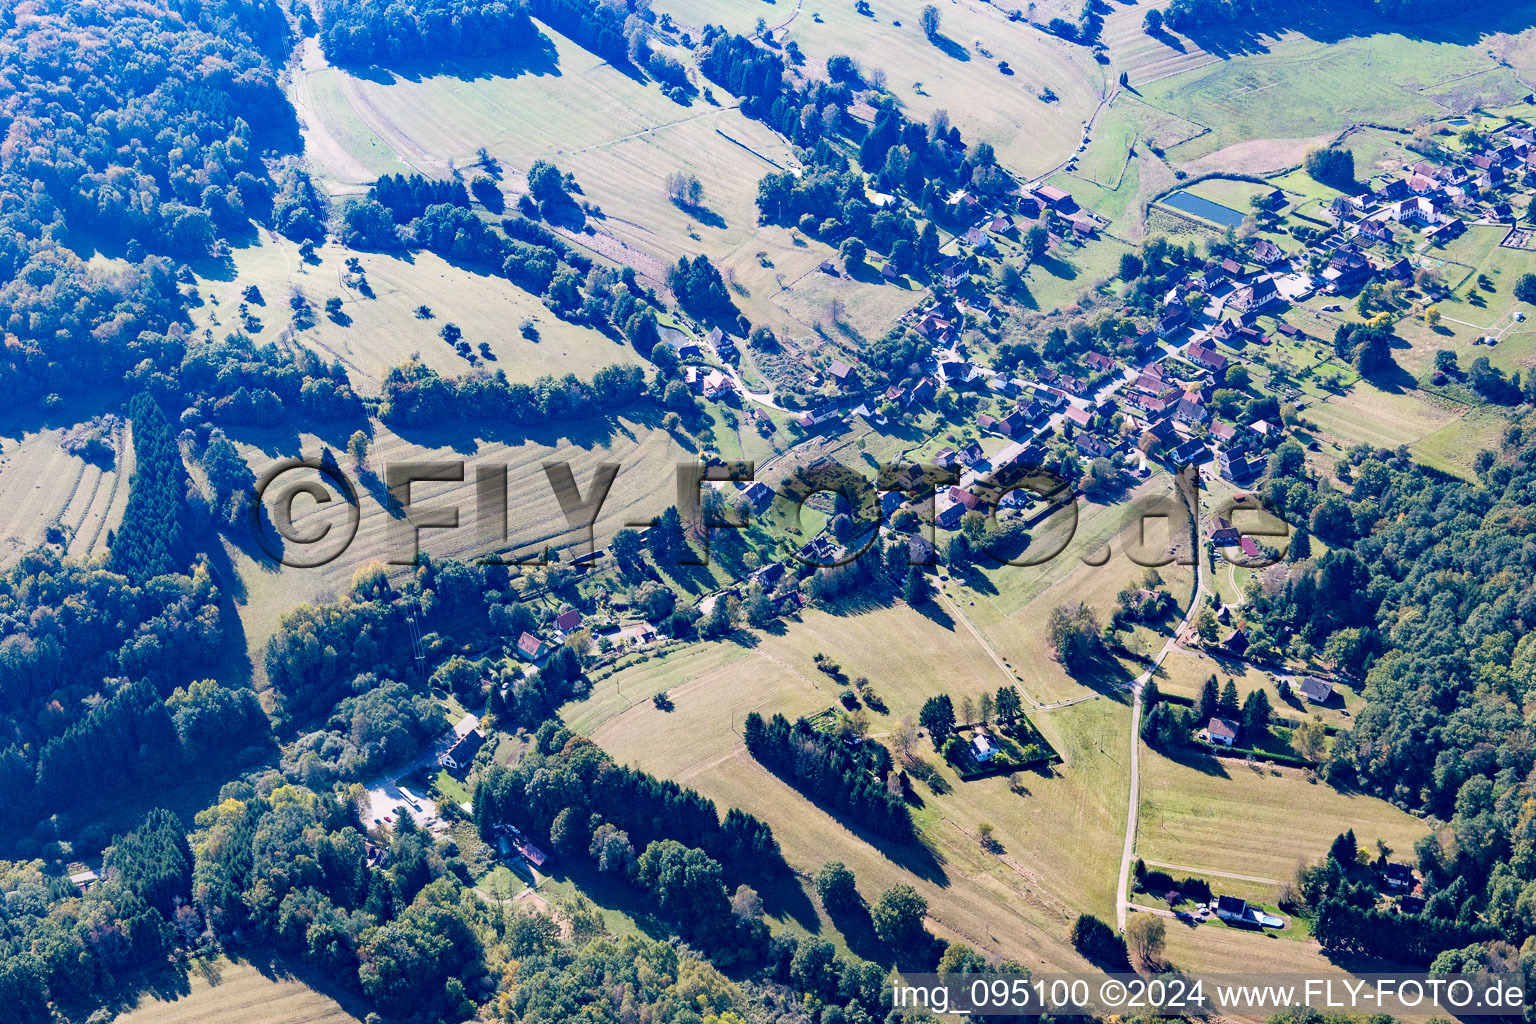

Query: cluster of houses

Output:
[1330, 125, 1536, 244]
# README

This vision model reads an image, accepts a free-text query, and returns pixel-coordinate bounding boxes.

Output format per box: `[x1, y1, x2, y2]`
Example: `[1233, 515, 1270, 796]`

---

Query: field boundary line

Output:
[1139, 859, 1280, 885]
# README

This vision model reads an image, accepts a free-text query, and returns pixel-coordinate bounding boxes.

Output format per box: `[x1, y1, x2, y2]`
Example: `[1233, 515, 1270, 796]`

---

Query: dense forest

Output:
[1230, 416, 1536, 968]
[317, 0, 542, 65]
[0, 0, 331, 404]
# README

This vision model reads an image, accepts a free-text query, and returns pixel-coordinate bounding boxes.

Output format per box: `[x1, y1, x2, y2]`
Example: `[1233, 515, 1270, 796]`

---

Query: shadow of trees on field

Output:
[346, 34, 561, 85]
[1164, 0, 1536, 59]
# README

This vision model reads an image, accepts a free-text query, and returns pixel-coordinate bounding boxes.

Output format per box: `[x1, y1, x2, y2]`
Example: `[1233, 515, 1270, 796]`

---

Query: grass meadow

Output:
[0, 425, 130, 568]
[565, 602, 1134, 969]
[196, 236, 644, 392]
[651, 0, 1106, 179]
[116, 959, 361, 1024]
[1136, 742, 1430, 883]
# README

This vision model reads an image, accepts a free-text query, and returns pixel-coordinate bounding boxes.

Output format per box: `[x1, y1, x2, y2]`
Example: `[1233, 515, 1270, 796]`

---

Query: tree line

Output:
[742, 712, 915, 841]
[317, 0, 542, 66]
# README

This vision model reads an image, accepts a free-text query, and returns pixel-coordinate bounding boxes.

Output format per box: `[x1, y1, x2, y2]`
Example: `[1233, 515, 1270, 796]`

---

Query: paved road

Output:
[1115, 529, 1203, 932]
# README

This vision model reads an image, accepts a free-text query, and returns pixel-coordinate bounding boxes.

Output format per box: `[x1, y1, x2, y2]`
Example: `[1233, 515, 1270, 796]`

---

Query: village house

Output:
[916, 313, 953, 339]
[1169, 437, 1208, 465]
[554, 609, 582, 635]
[1356, 218, 1395, 245]
[937, 486, 985, 529]
[1174, 395, 1208, 425]
[1084, 351, 1115, 374]
[516, 631, 547, 662]
[1064, 404, 1093, 429]
[1217, 447, 1258, 484]
[440, 728, 486, 771]
[1209, 516, 1240, 545]
[1158, 302, 1191, 337]
[1138, 417, 1178, 451]
[1324, 248, 1373, 292]
[971, 730, 999, 762]
[1229, 275, 1280, 312]
[939, 359, 976, 386]
[740, 481, 775, 513]
[829, 360, 860, 390]
[1075, 433, 1114, 459]
[1298, 676, 1336, 704]
[1251, 238, 1285, 266]
[1207, 718, 1239, 747]
[1217, 627, 1250, 657]
[1214, 894, 1250, 921]
[1186, 343, 1229, 373]
[1425, 219, 1466, 244]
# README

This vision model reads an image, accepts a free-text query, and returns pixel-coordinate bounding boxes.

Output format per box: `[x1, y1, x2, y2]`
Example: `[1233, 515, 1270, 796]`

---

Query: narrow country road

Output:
[1115, 529, 1203, 931]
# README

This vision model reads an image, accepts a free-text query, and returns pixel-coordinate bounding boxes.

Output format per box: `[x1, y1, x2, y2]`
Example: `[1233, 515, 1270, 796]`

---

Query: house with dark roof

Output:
[829, 361, 859, 389]
[937, 487, 984, 529]
[1158, 303, 1191, 337]
[1084, 351, 1115, 373]
[440, 728, 487, 771]
[1174, 395, 1208, 425]
[1209, 517, 1240, 545]
[1230, 275, 1280, 312]
[1325, 248, 1373, 292]
[1425, 218, 1466, 245]
[1217, 628, 1250, 657]
[1169, 437, 1209, 465]
[1217, 447, 1257, 484]
[1075, 433, 1114, 459]
[1298, 676, 1336, 704]
[554, 609, 582, 634]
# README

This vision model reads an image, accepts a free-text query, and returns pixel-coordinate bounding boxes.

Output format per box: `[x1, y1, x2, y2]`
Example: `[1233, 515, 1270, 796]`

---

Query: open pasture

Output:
[1136, 743, 1429, 884]
[0, 426, 129, 568]
[198, 236, 641, 392]
[231, 413, 701, 665]
[651, 0, 1106, 180]
[567, 603, 1135, 968]
[1140, 26, 1520, 165]
[291, 23, 913, 341]
[116, 958, 361, 1024]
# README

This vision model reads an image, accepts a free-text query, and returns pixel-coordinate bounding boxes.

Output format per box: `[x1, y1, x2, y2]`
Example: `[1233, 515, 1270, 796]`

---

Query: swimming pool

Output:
[1160, 190, 1247, 229]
